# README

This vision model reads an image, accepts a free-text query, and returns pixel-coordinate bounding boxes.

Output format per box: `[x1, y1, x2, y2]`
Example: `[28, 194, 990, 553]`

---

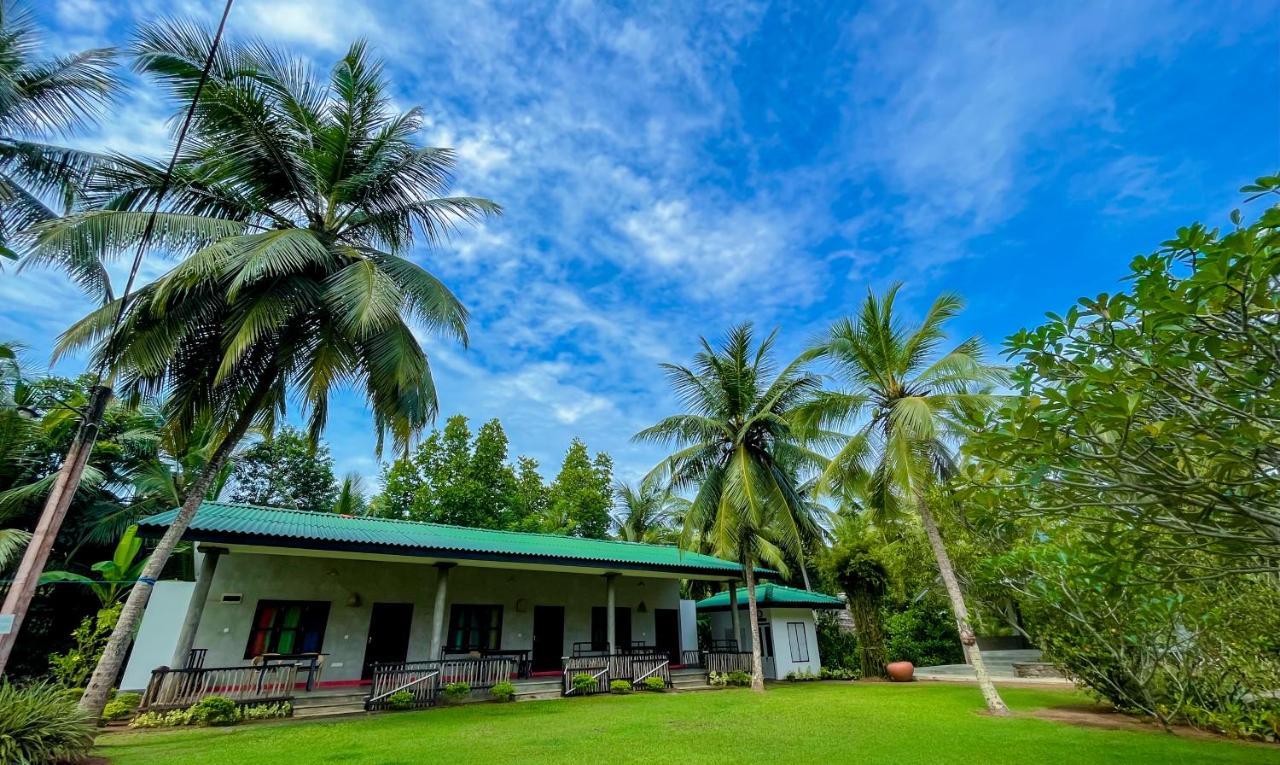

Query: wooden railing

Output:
[705, 651, 752, 676]
[366, 657, 518, 711]
[681, 650, 704, 667]
[140, 664, 298, 712]
[561, 652, 671, 695]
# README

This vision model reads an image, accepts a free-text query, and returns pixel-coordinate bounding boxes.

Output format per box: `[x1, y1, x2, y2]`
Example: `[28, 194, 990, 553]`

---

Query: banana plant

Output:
[39, 525, 148, 606]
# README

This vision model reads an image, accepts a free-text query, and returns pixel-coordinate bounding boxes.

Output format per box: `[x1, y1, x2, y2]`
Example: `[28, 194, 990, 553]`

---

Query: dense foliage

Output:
[371, 415, 613, 536]
[230, 426, 338, 511]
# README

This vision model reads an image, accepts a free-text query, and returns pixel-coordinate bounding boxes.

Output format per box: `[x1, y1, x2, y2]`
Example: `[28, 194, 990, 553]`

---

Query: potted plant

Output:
[886, 661, 914, 682]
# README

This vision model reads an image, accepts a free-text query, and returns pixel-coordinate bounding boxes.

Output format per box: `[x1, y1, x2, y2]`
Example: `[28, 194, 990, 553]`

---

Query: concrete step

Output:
[293, 693, 368, 709]
[293, 703, 368, 719]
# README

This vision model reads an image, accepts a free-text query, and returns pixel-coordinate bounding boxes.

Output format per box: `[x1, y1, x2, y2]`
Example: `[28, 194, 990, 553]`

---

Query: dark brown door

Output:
[532, 606, 565, 672]
[362, 603, 413, 679]
[655, 608, 680, 663]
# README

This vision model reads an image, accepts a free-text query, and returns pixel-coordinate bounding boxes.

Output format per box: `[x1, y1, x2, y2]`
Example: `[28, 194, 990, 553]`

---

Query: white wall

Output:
[678, 599, 698, 655]
[185, 552, 681, 682]
[767, 608, 821, 678]
[120, 580, 194, 691]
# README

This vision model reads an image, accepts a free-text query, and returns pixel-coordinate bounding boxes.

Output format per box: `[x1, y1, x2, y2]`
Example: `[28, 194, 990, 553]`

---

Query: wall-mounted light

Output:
[637, 600, 648, 613]
[347, 592, 362, 608]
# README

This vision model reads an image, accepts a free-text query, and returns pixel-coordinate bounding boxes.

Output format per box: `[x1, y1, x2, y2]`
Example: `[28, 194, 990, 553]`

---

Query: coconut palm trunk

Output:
[916, 496, 1009, 715]
[742, 562, 766, 692]
[78, 374, 273, 717]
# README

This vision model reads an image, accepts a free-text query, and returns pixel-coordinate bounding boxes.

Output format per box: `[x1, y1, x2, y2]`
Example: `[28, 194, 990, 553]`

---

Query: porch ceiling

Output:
[138, 502, 770, 582]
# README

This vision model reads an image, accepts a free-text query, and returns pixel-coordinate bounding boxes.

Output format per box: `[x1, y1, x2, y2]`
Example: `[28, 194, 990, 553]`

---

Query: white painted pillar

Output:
[605, 573, 618, 652]
[169, 547, 224, 667]
[728, 581, 741, 649]
[429, 563, 454, 659]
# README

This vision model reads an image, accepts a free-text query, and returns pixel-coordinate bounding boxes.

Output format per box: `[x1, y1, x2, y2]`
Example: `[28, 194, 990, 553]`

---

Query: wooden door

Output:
[532, 606, 565, 672]
[361, 602, 413, 679]
[654, 608, 680, 663]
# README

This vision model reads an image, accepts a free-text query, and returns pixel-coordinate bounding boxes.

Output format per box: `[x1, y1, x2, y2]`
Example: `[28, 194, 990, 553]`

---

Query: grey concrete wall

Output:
[188, 552, 681, 682]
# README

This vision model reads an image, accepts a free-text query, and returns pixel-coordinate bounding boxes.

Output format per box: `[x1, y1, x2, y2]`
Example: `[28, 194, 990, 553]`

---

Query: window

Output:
[244, 600, 330, 659]
[590, 607, 632, 650]
[447, 605, 504, 651]
[787, 622, 810, 663]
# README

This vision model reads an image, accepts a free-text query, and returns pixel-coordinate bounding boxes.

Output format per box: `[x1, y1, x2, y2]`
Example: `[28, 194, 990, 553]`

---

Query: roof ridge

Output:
[202, 501, 701, 556]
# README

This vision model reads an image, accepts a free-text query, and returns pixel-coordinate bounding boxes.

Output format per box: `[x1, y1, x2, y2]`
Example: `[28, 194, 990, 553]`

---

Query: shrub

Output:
[58, 688, 85, 704]
[188, 695, 240, 726]
[102, 691, 142, 722]
[128, 711, 168, 729]
[786, 669, 818, 682]
[814, 611, 861, 674]
[386, 690, 415, 711]
[609, 680, 632, 694]
[0, 682, 95, 765]
[241, 702, 292, 721]
[820, 667, 859, 681]
[642, 676, 666, 692]
[725, 671, 751, 687]
[883, 601, 963, 668]
[48, 604, 122, 689]
[441, 682, 470, 704]
[490, 681, 516, 703]
[707, 672, 727, 687]
[571, 673, 598, 693]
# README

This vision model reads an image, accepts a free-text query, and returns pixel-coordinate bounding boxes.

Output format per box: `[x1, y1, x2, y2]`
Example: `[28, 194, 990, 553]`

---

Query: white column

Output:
[728, 581, 741, 650]
[169, 547, 223, 667]
[429, 563, 454, 659]
[605, 573, 618, 652]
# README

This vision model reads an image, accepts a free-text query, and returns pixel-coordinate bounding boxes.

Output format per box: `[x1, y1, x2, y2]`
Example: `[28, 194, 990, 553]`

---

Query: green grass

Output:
[96, 683, 1275, 764]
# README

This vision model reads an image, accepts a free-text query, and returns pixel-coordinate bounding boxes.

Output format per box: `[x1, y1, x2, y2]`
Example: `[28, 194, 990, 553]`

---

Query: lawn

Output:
[96, 682, 1275, 764]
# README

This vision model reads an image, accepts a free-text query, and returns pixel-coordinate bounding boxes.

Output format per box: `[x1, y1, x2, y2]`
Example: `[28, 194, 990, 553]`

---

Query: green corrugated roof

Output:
[696, 583, 845, 610]
[136, 501, 763, 578]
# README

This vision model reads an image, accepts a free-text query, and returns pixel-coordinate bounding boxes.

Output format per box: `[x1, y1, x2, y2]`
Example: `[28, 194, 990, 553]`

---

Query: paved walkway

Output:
[915, 649, 1072, 685]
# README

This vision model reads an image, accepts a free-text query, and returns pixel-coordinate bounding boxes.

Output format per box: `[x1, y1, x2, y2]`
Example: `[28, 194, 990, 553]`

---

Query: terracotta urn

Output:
[886, 661, 915, 682]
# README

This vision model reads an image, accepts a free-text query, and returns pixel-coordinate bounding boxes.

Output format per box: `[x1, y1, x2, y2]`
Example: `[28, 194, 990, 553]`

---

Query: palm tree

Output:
[0, 0, 116, 262]
[635, 325, 827, 691]
[612, 475, 687, 543]
[333, 472, 367, 515]
[31, 27, 499, 717]
[796, 285, 1010, 715]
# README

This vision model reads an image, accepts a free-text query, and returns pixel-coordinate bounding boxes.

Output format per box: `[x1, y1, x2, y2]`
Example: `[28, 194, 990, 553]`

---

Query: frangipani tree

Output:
[30, 27, 498, 717]
[636, 325, 827, 691]
[796, 286, 1011, 715]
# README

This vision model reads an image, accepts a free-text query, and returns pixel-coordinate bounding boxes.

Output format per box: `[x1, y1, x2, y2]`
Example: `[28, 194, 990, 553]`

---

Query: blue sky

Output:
[3, 0, 1277, 488]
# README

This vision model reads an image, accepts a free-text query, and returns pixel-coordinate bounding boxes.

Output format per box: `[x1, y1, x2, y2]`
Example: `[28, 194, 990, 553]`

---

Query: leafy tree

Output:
[547, 439, 613, 538]
[796, 287, 1010, 714]
[39, 525, 147, 607]
[229, 426, 338, 511]
[0, 0, 116, 262]
[636, 325, 827, 691]
[822, 534, 889, 678]
[964, 179, 1280, 572]
[33, 28, 497, 717]
[372, 456, 421, 519]
[509, 456, 549, 532]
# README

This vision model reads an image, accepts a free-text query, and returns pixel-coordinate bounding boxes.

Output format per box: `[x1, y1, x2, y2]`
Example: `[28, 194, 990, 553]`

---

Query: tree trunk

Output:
[78, 377, 273, 719]
[916, 497, 1010, 716]
[0, 384, 111, 675]
[742, 563, 766, 693]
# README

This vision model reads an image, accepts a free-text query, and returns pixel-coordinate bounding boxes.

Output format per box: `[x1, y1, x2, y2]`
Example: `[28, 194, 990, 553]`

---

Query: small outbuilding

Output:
[696, 583, 845, 679]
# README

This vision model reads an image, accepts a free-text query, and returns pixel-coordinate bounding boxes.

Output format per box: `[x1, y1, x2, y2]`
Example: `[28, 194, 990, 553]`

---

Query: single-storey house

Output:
[696, 583, 844, 679]
[122, 502, 819, 710]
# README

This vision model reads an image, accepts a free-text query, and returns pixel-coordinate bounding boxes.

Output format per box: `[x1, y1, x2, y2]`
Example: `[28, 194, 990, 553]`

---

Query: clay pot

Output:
[886, 661, 915, 682]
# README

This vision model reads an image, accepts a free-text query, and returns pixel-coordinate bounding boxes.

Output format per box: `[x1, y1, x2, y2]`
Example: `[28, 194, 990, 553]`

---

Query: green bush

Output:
[490, 681, 516, 703]
[725, 671, 751, 687]
[883, 601, 963, 668]
[642, 676, 666, 692]
[814, 611, 861, 673]
[609, 680, 632, 694]
[441, 682, 470, 704]
[786, 669, 818, 682]
[241, 702, 292, 721]
[386, 690, 415, 711]
[707, 672, 727, 687]
[58, 688, 85, 704]
[0, 682, 95, 765]
[189, 695, 240, 726]
[571, 673, 598, 693]
[102, 691, 142, 722]
[47, 604, 122, 689]
[820, 666, 859, 681]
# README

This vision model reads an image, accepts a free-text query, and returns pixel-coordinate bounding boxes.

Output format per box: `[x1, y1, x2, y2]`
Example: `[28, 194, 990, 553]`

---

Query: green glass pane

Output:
[282, 606, 302, 629]
[278, 629, 296, 654]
